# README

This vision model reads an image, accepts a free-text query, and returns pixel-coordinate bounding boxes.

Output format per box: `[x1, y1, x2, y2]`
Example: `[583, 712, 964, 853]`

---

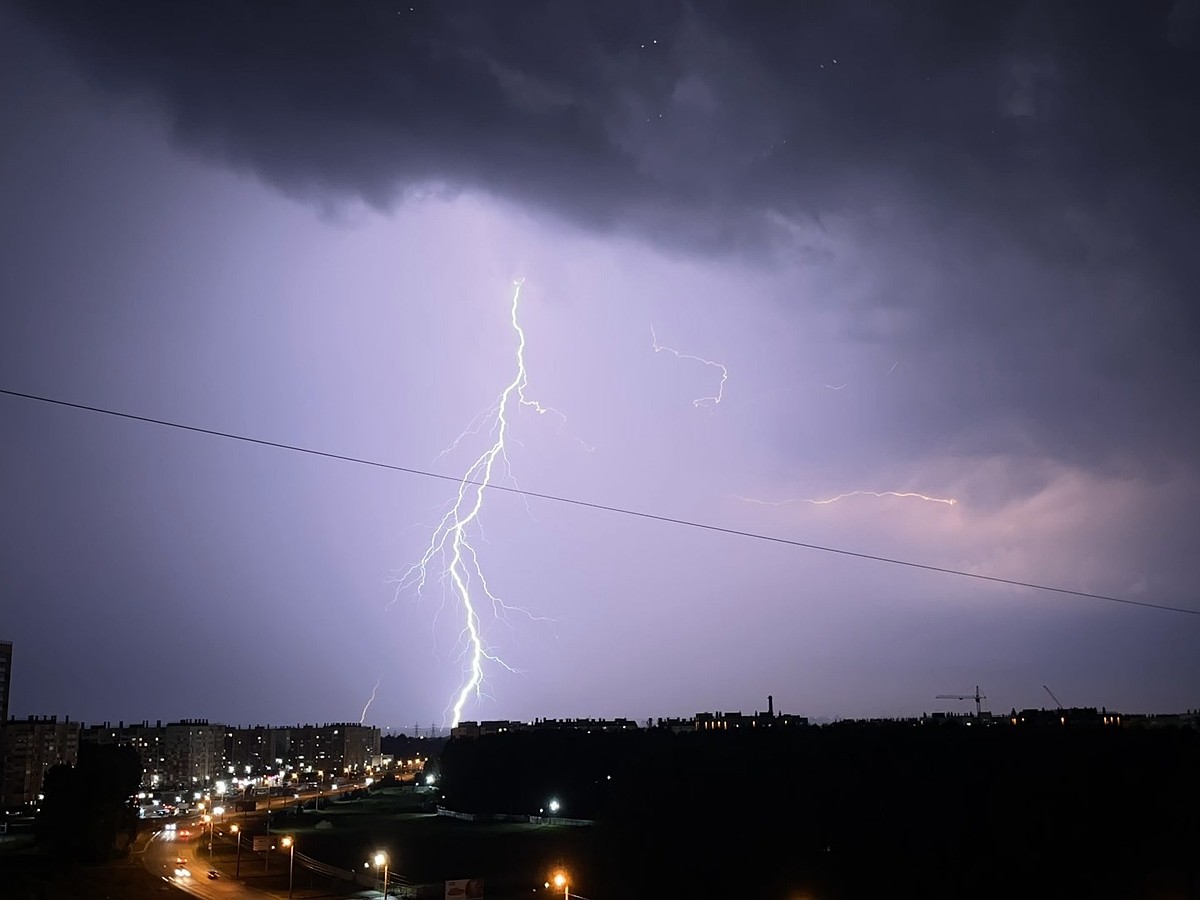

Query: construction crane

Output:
[1043, 685, 1064, 710]
[936, 685, 986, 718]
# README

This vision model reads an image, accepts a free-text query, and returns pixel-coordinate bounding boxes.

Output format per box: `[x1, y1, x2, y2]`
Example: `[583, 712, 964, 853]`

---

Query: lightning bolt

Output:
[739, 490, 958, 507]
[651, 326, 729, 407]
[359, 678, 381, 725]
[390, 279, 554, 728]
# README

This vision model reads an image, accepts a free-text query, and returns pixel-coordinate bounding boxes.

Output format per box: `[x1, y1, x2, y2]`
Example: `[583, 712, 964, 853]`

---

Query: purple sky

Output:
[2, 1, 1199, 729]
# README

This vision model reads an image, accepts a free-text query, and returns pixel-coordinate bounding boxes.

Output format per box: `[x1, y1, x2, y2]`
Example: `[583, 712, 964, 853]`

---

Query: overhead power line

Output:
[2, 385, 1197, 618]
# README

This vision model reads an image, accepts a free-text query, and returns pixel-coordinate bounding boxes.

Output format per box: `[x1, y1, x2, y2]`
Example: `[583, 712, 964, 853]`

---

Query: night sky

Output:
[2, 1, 1198, 730]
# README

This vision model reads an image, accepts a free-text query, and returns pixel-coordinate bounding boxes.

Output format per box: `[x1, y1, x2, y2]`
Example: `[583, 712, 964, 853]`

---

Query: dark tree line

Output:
[435, 724, 1200, 899]
[37, 743, 141, 863]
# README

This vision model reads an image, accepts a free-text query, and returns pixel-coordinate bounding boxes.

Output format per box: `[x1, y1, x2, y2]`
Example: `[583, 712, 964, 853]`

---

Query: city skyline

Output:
[6, 654, 1196, 734]
[2, 2, 1199, 728]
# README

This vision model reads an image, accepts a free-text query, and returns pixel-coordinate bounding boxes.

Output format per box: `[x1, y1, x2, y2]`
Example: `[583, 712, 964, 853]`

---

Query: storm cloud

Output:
[12, 2, 1196, 241]
[14, 0, 1200, 472]
[3, 1, 1198, 725]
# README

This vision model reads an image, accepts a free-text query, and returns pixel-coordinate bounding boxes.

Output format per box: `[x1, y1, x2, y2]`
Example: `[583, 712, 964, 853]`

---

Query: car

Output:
[207, 870, 219, 880]
[173, 867, 191, 878]
[175, 857, 188, 865]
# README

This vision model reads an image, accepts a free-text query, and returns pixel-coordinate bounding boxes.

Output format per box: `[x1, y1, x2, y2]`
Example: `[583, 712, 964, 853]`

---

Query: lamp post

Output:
[374, 851, 389, 900]
[281, 836, 295, 900]
[210, 806, 224, 856]
[551, 870, 568, 900]
[231, 824, 242, 878]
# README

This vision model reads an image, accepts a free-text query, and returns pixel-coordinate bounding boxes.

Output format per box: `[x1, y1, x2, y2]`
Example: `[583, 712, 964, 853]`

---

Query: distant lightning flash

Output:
[360, 678, 381, 724]
[740, 490, 958, 507]
[392, 280, 552, 728]
[651, 326, 729, 407]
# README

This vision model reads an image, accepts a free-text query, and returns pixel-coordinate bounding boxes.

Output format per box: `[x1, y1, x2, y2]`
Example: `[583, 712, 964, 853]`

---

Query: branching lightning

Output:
[739, 490, 958, 507]
[391, 279, 557, 728]
[651, 325, 729, 407]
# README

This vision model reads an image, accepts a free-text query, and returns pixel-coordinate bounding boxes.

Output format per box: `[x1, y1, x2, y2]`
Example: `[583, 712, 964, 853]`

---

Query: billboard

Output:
[445, 878, 484, 899]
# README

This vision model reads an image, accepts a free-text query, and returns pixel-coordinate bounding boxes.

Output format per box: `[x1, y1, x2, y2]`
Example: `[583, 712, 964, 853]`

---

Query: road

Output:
[143, 823, 259, 900]
[140, 781, 371, 900]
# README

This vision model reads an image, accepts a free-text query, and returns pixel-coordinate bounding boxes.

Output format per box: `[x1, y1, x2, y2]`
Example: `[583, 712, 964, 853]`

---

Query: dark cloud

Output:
[12, 2, 1197, 244]
[11, 0, 1200, 471]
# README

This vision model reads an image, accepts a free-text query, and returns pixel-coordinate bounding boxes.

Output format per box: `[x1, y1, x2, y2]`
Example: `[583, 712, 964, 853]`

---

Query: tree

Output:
[37, 743, 141, 862]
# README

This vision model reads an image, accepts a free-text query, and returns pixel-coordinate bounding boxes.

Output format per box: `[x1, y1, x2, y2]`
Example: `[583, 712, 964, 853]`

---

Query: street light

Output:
[374, 851, 389, 900]
[549, 870, 568, 900]
[281, 835, 295, 900]
[230, 824, 242, 878]
[203, 813, 213, 855]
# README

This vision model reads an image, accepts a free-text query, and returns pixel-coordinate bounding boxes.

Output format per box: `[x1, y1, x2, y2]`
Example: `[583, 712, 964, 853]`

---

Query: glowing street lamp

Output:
[374, 851, 390, 900]
[281, 836, 295, 900]
[547, 870, 568, 900]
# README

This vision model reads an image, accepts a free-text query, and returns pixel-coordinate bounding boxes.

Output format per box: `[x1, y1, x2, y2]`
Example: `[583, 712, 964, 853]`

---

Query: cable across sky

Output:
[2, 385, 1197, 618]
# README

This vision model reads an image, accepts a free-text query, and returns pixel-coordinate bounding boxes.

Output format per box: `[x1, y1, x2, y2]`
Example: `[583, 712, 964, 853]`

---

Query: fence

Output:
[437, 807, 594, 827]
[227, 833, 415, 897]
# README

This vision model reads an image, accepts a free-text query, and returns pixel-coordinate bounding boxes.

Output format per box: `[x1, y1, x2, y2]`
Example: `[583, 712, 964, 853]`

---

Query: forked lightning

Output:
[391, 280, 554, 727]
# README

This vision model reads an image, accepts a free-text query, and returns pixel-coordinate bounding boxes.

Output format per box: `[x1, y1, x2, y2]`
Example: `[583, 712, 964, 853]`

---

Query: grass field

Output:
[255, 788, 601, 897]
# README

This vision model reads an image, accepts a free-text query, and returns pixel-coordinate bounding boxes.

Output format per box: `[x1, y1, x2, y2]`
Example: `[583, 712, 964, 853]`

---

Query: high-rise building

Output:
[2, 714, 81, 808]
[162, 720, 224, 786]
[0, 641, 11, 726]
[223, 724, 292, 778]
[288, 723, 380, 778]
[81, 720, 168, 786]
[0, 640, 11, 804]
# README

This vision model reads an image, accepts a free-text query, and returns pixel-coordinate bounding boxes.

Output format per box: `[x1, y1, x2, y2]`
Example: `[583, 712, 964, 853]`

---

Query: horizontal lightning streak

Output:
[740, 490, 958, 507]
[2, 386, 1195, 618]
[651, 325, 728, 407]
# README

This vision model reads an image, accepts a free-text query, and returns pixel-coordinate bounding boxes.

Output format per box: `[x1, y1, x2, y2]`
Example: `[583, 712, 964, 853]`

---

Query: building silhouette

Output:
[78, 720, 381, 788]
[0, 640, 10, 804]
[2, 714, 80, 808]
